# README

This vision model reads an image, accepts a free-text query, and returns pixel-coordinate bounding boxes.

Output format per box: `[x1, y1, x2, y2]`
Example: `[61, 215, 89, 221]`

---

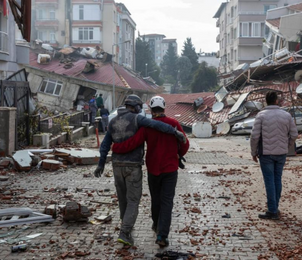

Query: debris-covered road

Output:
[1, 136, 302, 260]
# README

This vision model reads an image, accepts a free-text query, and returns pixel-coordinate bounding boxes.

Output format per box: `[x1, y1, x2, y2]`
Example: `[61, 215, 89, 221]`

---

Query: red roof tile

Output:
[153, 93, 216, 127]
[266, 18, 280, 28]
[28, 50, 157, 92]
[288, 2, 302, 12]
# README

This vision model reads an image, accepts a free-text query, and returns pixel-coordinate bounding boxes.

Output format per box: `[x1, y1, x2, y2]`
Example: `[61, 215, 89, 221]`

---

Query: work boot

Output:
[258, 211, 279, 220]
[117, 231, 134, 246]
[155, 235, 169, 247]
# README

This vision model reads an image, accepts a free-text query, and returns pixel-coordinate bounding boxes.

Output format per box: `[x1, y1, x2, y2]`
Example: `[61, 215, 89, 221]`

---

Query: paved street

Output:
[1, 136, 302, 259]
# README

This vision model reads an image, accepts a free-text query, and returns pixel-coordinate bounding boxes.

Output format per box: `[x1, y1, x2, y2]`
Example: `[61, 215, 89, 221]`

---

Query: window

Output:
[241, 22, 249, 37]
[252, 23, 261, 37]
[50, 33, 56, 43]
[79, 28, 94, 40]
[264, 5, 277, 13]
[234, 50, 237, 61]
[38, 9, 43, 19]
[39, 79, 63, 96]
[79, 5, 84, 20]
[49, 10, 55, 20]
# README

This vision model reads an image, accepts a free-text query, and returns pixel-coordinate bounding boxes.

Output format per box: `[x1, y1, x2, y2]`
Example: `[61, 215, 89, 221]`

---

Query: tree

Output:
[181, 38, 199, 72]
[135, 37, 154, 75]
[177, 56, 192, 86]
[160, 43, 178, 83]
[135, 37, 164, 85]
[190, 61, 218, 93]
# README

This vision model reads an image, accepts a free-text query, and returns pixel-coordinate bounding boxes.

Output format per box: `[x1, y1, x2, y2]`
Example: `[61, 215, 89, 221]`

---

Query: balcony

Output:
[216, 34, 220, 43]
[0, 31, 9, 54]
[238, 37, 263, 46]
[238, 11, 266, 15]
[72, 40, 101, 44]
[36, 0, 59, 8]
[216, 19, 220, 27]
[35, 19, 59, 30]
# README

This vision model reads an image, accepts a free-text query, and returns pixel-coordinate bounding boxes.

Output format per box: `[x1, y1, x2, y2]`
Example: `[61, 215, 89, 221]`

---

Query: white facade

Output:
[72, 27, 102, 44]
[73, 5, 102, 21]
[143, 34, 177, 66]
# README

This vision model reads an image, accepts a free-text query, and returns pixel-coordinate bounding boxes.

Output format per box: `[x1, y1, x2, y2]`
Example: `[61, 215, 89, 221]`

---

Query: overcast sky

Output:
[119, 0, 223, 55]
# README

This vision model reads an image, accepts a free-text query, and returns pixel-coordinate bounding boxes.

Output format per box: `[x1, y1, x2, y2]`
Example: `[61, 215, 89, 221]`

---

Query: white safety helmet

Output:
[149, 96, 165, 109]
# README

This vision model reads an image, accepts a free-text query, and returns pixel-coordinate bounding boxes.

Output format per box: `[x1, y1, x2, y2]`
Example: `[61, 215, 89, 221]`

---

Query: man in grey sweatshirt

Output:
[250, 91, 298, 220]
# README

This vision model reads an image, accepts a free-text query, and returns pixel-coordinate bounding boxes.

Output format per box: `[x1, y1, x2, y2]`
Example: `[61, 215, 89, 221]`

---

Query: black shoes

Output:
[117, 231, 134, 246]
[258, 211, 279, 220]
[152, 223, 157, 233]
[156, 235, 169, 247]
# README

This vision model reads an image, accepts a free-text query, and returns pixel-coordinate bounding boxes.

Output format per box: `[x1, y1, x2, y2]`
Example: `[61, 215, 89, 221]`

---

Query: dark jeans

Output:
[259, 154, 286, 214]
[113, 165, 142, 234]
[148, 171, 178, 238]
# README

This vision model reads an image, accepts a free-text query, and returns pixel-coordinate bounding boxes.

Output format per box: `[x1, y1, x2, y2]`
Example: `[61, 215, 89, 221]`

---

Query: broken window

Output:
[39, 79, 63, 96]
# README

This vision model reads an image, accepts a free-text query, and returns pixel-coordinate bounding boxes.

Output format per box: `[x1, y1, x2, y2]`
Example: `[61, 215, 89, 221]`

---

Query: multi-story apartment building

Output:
[116, 3, 136, 69]
[143, 34, 177, 66]
[71, 0, 102, 47]
[264, 2, 302, 56]
[0, 1, 29, 79]
[214, 0, 299, 78]
[31, 0, 136, 69]
[31, 0, 66, 46]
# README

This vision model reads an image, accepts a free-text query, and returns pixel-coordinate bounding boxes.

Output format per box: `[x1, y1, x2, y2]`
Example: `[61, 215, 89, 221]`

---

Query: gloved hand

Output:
[94, 165, 104, 178]
[174, 129, 187, 144]
[179, 156, 186, 169]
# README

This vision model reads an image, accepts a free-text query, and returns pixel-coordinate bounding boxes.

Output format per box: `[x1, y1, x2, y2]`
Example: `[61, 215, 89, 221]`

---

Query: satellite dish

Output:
[212, 102, 224, 113]
[197, 104, 207, 114]
[295, 70, 302, 82]
[216, 122, 230, 135]
[296, 83, 302, 94]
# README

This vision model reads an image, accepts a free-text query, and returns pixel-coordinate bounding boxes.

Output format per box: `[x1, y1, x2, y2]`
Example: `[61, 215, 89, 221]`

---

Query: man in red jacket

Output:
[112, 96, 189, 247]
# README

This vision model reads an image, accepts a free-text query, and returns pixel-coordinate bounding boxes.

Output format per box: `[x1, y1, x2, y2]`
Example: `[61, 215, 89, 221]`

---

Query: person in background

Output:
[112, 96, 189, 247]
[96, 94, 104, 109]
[89, 95, 98, 126]
[100, 105, 109, 133]
[93, 94, 186, 246]
[250, 91, 298, 220]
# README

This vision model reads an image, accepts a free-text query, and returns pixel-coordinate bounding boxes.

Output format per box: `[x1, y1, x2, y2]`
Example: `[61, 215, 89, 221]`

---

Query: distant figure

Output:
[250, 91, 298, 220]
[89, 95, 98, 125]
[100, 105, 110, 133]
[96, 94, 104, 109]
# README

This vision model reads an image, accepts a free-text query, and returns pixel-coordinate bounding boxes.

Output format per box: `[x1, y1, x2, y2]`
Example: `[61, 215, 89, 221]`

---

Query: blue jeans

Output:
[259, 154, 286, 214]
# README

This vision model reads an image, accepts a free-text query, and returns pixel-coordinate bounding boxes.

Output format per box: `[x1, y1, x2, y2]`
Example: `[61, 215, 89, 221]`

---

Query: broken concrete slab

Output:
[41, 159, 63, 171]
[54, 148, 99, 165]
[12, 151, 32, 171]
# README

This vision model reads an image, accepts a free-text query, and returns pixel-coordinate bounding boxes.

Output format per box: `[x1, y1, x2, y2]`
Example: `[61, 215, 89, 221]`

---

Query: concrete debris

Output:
[7, 147, 99, 172]
[12, 150, 32, 171]
[54, 148, 100, 165]
[62, 201, 92, 222]
[41, 159, 63, 171]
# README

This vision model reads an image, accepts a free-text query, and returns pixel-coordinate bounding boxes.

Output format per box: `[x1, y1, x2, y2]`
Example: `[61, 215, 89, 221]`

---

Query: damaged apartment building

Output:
[25, 45, 162, 113]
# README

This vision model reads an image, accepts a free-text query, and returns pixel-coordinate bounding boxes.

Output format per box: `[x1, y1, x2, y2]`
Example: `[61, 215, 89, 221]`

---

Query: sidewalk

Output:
[0, 136, 302, 259]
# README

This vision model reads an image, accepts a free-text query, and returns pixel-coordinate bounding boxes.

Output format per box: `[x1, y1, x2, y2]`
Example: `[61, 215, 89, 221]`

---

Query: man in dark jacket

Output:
[94, 94, 186, 246]
[100, 105, 109, 133]
[89, 95, 98, 125]
[112, 96, 189, 247]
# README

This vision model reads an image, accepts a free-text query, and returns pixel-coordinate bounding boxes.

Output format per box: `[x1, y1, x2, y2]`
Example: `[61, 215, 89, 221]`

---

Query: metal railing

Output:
[0, 31, 9, 53]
